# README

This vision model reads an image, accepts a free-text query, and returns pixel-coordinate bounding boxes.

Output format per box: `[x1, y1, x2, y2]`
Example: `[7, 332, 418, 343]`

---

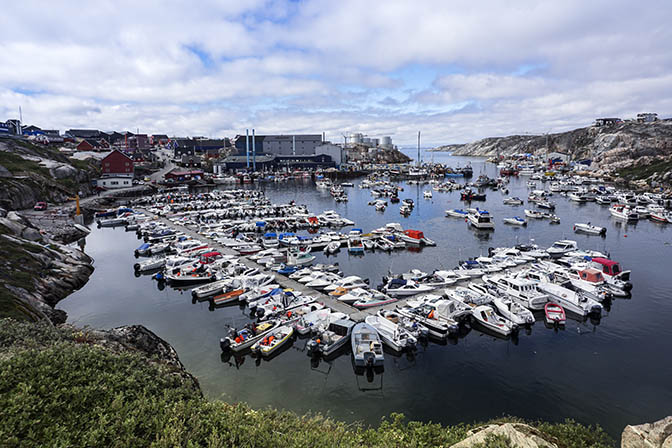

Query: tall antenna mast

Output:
[417, 131, 421, 167]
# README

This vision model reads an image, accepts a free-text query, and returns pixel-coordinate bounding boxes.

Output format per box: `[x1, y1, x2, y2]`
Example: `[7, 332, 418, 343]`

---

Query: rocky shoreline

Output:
[0, 210, 94, 324]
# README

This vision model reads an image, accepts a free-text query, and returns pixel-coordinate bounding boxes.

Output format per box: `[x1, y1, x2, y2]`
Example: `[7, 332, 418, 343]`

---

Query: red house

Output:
[101, 149, 134, 176]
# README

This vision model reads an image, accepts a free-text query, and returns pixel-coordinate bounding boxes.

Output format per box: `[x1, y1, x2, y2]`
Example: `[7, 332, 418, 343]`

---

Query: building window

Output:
[125, 162, 130, 166]
[105, 162, 110, 167]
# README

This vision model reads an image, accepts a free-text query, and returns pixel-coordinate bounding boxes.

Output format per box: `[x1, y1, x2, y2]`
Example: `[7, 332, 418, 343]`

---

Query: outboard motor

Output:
[364, 351, 375, 367]
[488, 247, 495, 257]
[256, 307, 265, 318]
[219, 337, 230, 352]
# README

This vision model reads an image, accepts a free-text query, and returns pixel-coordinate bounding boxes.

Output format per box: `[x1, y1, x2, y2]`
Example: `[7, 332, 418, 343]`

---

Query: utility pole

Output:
[245, 129, 250, 169]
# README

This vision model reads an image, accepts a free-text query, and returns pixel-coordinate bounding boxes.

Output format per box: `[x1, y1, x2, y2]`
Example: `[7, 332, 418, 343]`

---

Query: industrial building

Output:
[348, 133, 394, 149]
[233, 134, 323, 156]
[217, 153, 335, 172]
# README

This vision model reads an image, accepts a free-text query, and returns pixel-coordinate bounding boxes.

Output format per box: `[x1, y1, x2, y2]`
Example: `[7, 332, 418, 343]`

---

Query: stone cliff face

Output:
[0, 139, 99, 210]
[0, 211, 94, 324]
[435, 121, 672, 174]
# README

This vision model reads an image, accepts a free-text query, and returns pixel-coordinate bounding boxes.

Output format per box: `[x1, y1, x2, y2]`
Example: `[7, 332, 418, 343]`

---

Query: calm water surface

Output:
[58, 154, 672, 438]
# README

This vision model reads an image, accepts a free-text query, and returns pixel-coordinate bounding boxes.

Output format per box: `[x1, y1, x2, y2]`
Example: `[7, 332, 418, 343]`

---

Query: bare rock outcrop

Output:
[451, 423, 558, 447]
[621, 416, 672, 448]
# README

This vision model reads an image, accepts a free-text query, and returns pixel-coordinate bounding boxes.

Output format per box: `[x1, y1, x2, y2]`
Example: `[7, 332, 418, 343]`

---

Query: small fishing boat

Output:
[220, 320, 281, 352]
[544, 303, 566, 326]
[423, 190, 433, 199]
[306, 318, 356, 358]
[351, 322, 385, 367]
[573, 223, 607, 236]
[503, 216, 527, 226]
[251, 325, 294, 357]
[365, 315, 417, 351]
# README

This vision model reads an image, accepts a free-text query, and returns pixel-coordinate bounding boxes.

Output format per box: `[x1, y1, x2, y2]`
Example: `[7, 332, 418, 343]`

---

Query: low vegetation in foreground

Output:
[0, 319, 614, 447]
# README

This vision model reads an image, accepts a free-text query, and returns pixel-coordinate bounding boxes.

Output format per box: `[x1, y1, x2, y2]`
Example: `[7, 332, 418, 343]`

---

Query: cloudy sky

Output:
[1, 0, 670, 145]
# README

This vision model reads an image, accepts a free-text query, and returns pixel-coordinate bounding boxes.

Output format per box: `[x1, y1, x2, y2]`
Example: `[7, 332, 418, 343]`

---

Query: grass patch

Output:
[617, 158, 672, 182]
[0, 150, 51, 177]
[0, 319, 616, 448]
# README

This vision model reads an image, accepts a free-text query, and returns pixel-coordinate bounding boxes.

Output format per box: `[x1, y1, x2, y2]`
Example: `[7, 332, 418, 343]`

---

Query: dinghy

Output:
[544, 303, 566, 326]
[251, 325, 294, 357]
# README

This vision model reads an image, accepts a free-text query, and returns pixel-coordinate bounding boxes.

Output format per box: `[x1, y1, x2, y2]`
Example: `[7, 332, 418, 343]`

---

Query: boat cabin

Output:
[590, 257, 622, 276]
[199, 251, 222, 264]
[576, 268, 605, 284]
[404, 229, 424, 240]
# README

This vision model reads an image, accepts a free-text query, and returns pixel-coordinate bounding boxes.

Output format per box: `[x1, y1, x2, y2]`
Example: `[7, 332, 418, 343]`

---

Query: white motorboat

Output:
[610, 204, 639, 220]
[365, 315, 417, 351]
[377, 309, 429, 340]
[537, 281, 603, 316]
[352, 290, 397, 309]
[546, 240, 578, 258]
[492, 297, 535, 326]
[324, 275, 368, 292]
[133, 257, 165, 272]
[351, 322, 385, 367]
[471, 305, 517, 337]
[445, 208, 469, 218]
[294, 308, 332, 335]
[395, 305, 457, 339]
[482, 275, 548, 310]
[306, 319, 355, 358]
[467, 209, 495, 229]
[325, 241, 341, 254]
[382, 278, 435, 297]
[286, 248, 316, 266]
[262, 232, 279, 248]
[573, 223, 606, 236]
[423, 190, 433, 199]
[503, 216, 527, 226]
[503, 197, 523, 206]
[524, 209, 544, 219]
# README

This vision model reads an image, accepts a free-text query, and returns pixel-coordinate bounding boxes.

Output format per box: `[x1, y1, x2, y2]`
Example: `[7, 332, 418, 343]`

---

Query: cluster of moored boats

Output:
[119, 194, 634, 367]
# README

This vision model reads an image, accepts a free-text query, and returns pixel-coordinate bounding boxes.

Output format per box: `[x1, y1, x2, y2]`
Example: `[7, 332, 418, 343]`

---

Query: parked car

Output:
[33, 202, 47, 211]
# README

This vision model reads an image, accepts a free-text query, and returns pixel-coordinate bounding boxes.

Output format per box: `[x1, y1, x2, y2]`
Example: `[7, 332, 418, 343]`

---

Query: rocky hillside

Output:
[0, 211, 93, 324]
[434, 121, 672, 178]
[0, 138, 100, 210]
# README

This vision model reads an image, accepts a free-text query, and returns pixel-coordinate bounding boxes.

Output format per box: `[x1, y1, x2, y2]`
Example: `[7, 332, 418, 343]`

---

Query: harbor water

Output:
[58, 153, 672, 438]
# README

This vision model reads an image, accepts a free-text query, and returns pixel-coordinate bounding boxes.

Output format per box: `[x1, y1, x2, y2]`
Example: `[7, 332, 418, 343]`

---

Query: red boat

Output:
[545, 303, 566, 326]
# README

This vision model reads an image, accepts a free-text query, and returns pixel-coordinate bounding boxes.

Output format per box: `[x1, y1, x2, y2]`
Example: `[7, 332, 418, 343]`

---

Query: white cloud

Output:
[0, 0, 670, 145]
